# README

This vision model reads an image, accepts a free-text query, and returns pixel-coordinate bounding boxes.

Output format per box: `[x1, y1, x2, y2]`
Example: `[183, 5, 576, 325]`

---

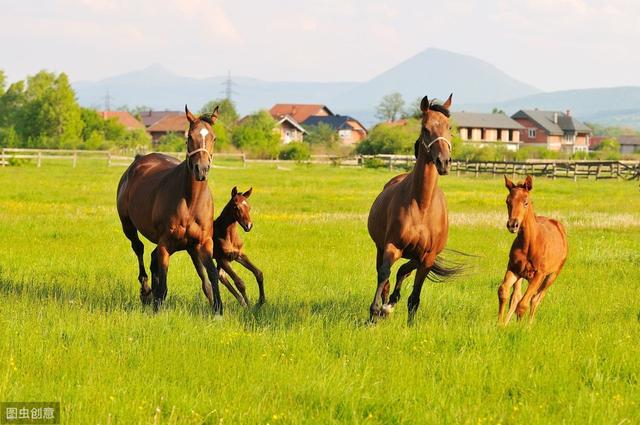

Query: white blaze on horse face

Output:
[199, 128, 209, 149]
[241, 200, 248, 206]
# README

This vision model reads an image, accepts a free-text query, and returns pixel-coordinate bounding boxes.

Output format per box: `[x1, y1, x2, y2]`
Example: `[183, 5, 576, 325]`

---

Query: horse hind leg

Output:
[382, 259, 418, 316]
[121, 217, 152, 304]
[407, 265, 429, 325]
[530, 272, 558, 321]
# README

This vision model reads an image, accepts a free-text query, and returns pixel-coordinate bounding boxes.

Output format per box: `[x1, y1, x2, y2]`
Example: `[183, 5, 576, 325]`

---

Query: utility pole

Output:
[221, 70, 237, 101]
[104, 88, 114, 111]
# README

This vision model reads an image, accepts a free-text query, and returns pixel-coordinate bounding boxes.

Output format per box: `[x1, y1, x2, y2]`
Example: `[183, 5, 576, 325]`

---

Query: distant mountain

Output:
[73, 63, 357, 114]
[72, 49, 640, 129]
[329, 48, 541, 110]
[460, 86, 640, 128]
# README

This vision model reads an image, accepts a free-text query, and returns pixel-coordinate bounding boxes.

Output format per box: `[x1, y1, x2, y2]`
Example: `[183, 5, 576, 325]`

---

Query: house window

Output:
[339, 129, 352, 139]
[528, 128, 536, 138]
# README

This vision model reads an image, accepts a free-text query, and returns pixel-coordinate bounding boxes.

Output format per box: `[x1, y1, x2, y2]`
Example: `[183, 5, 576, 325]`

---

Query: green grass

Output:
[0, 161, 639, 424]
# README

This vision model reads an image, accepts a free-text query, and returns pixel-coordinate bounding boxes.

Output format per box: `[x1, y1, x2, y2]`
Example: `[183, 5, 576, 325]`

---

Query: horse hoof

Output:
[381, 304, 395, 316]
[140, 289, 153, 305]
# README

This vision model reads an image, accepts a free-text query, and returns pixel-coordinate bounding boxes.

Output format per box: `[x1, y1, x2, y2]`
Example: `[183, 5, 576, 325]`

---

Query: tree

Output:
[231, 110, 280, 158]
[356, 119, 421, 155]
[0, 69, 5, 96]
[304, 122, 338, 147]
[200, 98, 238, 150]
[375, 92, 405, 122]
[407, 97, 423, 119]
[492, 107, 506, 114]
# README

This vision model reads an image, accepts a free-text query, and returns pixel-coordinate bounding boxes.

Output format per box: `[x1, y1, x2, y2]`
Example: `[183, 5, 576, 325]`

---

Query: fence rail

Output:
[1, 148, 638, 180]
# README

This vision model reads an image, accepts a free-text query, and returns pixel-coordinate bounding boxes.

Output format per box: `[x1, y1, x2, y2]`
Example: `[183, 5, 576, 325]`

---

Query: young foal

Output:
[498, 175, 568, 324]
[214, 187, 265, 307]
[117, 106, 223, 314]
[367, 94, 459, 322]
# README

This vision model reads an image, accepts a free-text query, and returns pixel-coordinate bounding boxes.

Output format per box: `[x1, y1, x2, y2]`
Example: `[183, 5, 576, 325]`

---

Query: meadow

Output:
[0, 160, 639, 424]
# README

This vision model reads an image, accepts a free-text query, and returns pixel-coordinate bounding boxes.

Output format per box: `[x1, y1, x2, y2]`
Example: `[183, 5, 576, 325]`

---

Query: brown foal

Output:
[498, 175, 568, 324]
[214, 187, 265, 307]
[117, 106, 223, 314]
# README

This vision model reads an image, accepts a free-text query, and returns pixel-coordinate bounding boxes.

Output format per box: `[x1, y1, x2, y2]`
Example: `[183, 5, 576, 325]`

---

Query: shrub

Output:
[278, 142, 310, 161]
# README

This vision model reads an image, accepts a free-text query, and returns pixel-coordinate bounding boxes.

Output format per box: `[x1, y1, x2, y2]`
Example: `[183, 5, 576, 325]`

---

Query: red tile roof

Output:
[101, 111, 145, 130]
[147, 114, 189, 133]
[269, 104, 333, 123]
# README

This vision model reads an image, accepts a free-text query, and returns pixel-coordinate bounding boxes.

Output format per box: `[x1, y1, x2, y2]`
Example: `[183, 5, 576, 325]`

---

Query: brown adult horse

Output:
[213, 186, 265, 307]
[367, 94, 460, 322]
[117, 105, 223, 314]
[498, 175, 568, 324]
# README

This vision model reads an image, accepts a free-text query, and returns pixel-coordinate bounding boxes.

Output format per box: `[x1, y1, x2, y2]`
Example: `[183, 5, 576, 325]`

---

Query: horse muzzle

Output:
[241, 222, 253, 232]
[506, 219, 520, 233]
[192, 163, 210, 181]
[435, 157, 451, 175]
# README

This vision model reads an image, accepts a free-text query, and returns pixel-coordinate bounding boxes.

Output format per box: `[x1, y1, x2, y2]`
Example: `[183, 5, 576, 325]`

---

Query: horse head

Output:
[414, 94, 453, 175]
[504, 175, 533, 233]
[229, 186, 253, 232]
[185, 105, 218, 181]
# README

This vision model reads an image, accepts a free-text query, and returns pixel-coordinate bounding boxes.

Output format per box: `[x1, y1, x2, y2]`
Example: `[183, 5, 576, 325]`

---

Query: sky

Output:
[1, 0, 639, 91]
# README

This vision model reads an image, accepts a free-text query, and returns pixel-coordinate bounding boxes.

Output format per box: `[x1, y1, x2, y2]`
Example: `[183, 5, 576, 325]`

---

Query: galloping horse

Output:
[498, 175, 568, 324]
[117, 106, 223, 314]
[213, 187, 265, 307]
[367, 94, 459, 322]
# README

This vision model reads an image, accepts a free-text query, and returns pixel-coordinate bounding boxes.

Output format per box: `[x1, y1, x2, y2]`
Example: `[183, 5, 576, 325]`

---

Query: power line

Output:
[104, 88, 115, 111]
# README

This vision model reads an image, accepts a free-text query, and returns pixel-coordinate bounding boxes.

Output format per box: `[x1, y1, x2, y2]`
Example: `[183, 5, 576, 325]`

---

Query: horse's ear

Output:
[185, 105, 197, 124]
[504, 175, 515, 190]
[524, 175, 533, 191]
[420, 95, 430, 113]
[443, 93, 453, 110]
[243, 187, 252, 198]
[210, 105, 220, 124]
[231, 186, 238, 197]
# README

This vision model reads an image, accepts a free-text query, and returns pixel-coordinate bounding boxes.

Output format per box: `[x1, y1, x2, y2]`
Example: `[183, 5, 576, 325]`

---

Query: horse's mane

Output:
[199, 114, 215, 125]
[428, 100, 450, 118]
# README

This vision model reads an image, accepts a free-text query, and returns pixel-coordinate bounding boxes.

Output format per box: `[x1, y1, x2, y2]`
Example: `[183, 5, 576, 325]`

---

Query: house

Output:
[302, 115, 368, 145]
[100, 111, 145, 131]
[452, 112, 524, 151]
[269, 104, 334, 123]
[146, 114, 189, 143]
[511, 109, 591, 153]
[140, 110, 182, 128]
[274, 115, 306, 144]
[618, 135, 640, 154]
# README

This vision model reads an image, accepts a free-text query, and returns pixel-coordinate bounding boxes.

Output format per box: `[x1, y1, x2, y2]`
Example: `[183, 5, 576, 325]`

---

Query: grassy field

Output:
[0, 160, 639, 424]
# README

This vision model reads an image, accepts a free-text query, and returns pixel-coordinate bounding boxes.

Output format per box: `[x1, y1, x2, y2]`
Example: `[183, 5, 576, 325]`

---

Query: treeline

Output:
[0, 69, 150, 150]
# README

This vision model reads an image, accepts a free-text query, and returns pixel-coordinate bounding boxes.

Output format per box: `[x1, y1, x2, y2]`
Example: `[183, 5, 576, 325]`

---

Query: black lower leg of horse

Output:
[221, 260, 250, 307]
[218, 264, 247, 307]
[152, 246, 170, 311]
[407, 266, 429, 324]
[237, 254, 265, 305]
[370, 254, 393, 321]
[201, 254, 222, 315]
[121, 218, 151, 301]
[389, 259, 418, 306]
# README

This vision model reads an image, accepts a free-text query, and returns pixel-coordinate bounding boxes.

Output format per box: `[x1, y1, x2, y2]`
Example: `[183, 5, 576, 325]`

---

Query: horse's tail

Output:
[426, 249, 476, 283]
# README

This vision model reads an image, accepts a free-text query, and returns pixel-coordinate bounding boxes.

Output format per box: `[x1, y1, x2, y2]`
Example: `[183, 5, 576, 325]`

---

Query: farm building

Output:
[302, 115, 368, 145]
[452, 112, 523, 151]
[511, 109, 591, 153]
[272, 115, 307, 144]
[145, 113, 189, 143]
[100, 111, 145, 131]
[617, 135, 640, 154]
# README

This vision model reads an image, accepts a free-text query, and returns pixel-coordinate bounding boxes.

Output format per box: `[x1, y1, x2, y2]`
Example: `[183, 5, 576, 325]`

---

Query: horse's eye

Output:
[524, 201, 529, 207]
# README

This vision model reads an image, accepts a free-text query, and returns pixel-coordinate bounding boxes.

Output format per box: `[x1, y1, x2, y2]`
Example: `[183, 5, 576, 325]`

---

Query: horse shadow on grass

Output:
[0, 272, 366, 330]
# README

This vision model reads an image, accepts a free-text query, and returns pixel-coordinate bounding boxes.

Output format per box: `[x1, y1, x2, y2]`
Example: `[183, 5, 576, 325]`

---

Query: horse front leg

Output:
[497, 270, 519, 325]
[515, 272, 546, 320]
[152, 245, 171, 311]
[383, 259, 418, 316]
[236, 253, 265, 305]
[220, 260, 250, 307]
[198, 239, 222, 316]
[188, 247, 215, 305]
[370, 244, 401, 322]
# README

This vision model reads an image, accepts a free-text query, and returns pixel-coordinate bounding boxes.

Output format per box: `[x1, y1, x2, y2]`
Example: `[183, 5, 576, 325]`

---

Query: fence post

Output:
[388, 156, 392, 171]
[552, 162, 556, 180]
[73, 151, 77, 168]
[107, 152, 112, 167]
[37, 151, 42, 168]
[242, 153, 246, 168]
[1, 148, 5, 167]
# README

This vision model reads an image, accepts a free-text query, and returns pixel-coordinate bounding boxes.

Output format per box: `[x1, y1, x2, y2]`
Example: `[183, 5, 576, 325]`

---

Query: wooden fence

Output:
[1, 148, 639, 180]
